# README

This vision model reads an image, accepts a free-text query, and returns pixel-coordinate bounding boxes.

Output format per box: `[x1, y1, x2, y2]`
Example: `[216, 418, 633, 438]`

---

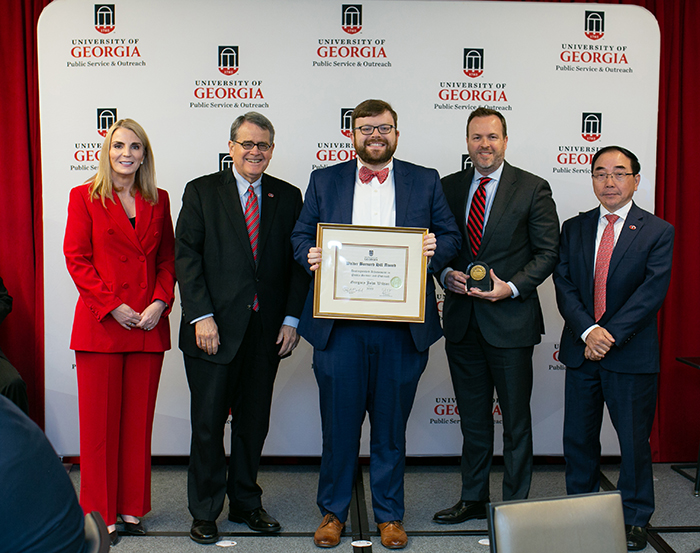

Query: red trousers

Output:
[75, 351, 163, 526]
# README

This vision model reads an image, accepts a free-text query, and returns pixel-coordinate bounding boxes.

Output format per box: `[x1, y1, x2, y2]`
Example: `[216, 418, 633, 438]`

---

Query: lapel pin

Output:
[629, 225, 636, 230]
[268, 193, 274, 198]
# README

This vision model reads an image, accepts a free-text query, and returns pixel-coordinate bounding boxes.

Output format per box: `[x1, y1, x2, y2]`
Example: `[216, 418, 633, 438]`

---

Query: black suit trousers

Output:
[185, 312, 280, 520]
[445, 312, 534, 502]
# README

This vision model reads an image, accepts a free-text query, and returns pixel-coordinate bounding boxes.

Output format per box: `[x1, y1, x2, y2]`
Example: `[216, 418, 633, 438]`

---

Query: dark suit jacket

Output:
[290, 158, 461, 353]
[176, 169, 309, 364]
[64, 184, 176, 352]
[553, 202, 674, 374]
[441, 161, 560, 348]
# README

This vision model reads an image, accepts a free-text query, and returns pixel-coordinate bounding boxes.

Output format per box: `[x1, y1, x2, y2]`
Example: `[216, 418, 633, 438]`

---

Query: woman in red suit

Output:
[64, 119, 175, 545]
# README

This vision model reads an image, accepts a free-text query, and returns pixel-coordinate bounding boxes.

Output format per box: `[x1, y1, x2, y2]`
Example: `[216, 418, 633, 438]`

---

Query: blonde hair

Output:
[87, 118, 158, 205]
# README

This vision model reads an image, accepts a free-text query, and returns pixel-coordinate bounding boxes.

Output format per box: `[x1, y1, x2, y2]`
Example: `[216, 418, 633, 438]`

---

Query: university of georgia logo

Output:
[94, 4, 115, 34]
[463, 48, 484, 78]
[219, 153, 233, 171]
[340, 108, 354, 138]
[581, 112, 602, 142]
[342, 4, 362, 35]
[584, 11, 604, 40]
[97, 108, 117, 137]
[218, 46, 239, 76]
[461, 154, 473, 171]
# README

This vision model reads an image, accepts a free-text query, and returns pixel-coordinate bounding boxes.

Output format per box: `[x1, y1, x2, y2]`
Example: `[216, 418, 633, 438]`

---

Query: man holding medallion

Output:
[291, 99, 460, 549]
[435, 107, 560, 523]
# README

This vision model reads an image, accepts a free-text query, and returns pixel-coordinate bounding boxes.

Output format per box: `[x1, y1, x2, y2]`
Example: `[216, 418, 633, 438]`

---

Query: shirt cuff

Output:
[282, 316, 299, 329]
[190, 313, 213, 325]
[507, 281, 519, 298]
[581, 324, 600, 343]
[440, 267, 453, 288]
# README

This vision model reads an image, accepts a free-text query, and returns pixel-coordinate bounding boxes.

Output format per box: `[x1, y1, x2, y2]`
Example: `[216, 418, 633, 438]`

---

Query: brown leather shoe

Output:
[377, 520, 407, 549]
[314, 513, 345, 548]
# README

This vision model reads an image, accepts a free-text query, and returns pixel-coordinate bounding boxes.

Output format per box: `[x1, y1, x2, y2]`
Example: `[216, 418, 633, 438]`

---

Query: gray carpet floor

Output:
[68, 463, 700, 552]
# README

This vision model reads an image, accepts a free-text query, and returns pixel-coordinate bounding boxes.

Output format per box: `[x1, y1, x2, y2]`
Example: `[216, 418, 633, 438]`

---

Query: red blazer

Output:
[64, 184, 176, 352]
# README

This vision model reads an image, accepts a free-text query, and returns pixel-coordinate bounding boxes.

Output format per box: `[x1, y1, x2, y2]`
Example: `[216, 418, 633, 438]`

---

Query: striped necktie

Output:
[244, 185, 260, 311]
[466, 177, 490, 258]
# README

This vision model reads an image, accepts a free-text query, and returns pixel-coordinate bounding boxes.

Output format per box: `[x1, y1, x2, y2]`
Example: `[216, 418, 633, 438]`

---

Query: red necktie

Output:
[466, 177, 490, 258]
[244, 185, 260, 311]
[593, 213, 619, 321]
[359, 166, 390, 184]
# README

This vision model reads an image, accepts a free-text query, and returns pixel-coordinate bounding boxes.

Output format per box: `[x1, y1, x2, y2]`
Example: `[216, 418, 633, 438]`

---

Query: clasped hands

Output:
[584, 326, 615, 361]
[110, 300, 166, 332]
[443, 269, 512, 302]
[307, 232, 437, 272]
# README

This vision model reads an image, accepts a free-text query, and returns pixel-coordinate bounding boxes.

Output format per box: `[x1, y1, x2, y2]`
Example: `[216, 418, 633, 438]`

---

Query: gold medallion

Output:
[469, 264, 486, 281]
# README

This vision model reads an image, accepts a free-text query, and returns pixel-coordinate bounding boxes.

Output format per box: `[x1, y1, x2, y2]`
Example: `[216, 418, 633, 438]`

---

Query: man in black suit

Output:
[434, 108, 560, 523]
[0, 276, 29, 415]
[175, 112, 309, 544]
[553, 146, 674, 551]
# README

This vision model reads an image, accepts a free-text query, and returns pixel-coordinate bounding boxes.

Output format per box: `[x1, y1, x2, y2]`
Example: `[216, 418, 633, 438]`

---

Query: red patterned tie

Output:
[466, 177, 490, 258]
[359, 165, 390, 184]
[593, 213, 619, 321]
[244, 185, 260, 311]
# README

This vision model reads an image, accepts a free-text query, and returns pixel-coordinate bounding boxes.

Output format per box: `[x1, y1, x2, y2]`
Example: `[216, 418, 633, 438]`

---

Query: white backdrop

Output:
[39, 0, 660, 457]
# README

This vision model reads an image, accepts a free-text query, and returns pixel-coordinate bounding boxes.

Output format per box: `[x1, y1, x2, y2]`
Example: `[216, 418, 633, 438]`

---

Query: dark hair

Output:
[591, 146, 640, 175]
[351, 99, 398, 128]
[466, 107, 507, 137]
[230, 111, 275, 143]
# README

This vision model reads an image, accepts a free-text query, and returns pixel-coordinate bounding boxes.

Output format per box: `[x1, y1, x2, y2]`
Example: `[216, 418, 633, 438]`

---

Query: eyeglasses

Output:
[234, 140, 272, 152]
[353, 124, 396, 135]
[592, 171, 635, 183]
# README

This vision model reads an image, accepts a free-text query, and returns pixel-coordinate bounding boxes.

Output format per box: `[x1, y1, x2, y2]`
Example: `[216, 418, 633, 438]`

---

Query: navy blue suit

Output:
[553, 201, 674, 526]
[291, 159, 461, 523]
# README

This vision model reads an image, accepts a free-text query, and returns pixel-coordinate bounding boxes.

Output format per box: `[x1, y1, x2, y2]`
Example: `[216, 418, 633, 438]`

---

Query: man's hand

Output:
[195, 316, 220, 355]
[422, 233, 436, 258]
[308, 247, 322, 272]
[110, 303, 141, 330]
[276, 324, 300, 357]
[584, 326, 615, 360]
[444, 270, 468, 295]
[467, 269, 512, 302]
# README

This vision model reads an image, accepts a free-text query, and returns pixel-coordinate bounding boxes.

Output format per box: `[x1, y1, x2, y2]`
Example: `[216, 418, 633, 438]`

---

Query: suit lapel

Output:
[608, 202, 644, 279]
[479, 162, 517, 256]
[258, 174, 278, 257]
[579, 208, 598, 302]
[134, 192, 153, 247]
[218, 169, 256, 270]
[335, 161, 356, 224]
[394, 159, 412, 227]
[458, 168, 475, 240]
[105, 194, 143, 252]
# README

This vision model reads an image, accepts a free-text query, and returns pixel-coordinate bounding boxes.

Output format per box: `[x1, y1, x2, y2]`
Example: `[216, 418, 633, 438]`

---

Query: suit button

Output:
[120, 255, 127, 262]
[139, 256, 146, 262]
[108, 228, 114, 234]
[154, 231, 160, 237]
[140, 282, 147, 289]
[122, 283, 129, 289]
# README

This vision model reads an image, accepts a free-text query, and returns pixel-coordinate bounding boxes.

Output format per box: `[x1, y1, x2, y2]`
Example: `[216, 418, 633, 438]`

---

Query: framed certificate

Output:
[313, 223, 428, 323]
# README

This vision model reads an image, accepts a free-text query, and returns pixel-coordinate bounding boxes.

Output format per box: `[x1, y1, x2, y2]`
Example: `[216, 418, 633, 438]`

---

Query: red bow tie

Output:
[359, 166, 390, 184]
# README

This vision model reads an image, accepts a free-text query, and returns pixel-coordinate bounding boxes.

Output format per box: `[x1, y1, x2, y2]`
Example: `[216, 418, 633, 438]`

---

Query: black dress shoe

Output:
[433, 500, 488, 524]
[123, 520, 146, 535]
[109, 529, 121, 546]
[228, 506, 281, 533]
[626, 525, 648, 551]
[190, 519, 219, 544]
